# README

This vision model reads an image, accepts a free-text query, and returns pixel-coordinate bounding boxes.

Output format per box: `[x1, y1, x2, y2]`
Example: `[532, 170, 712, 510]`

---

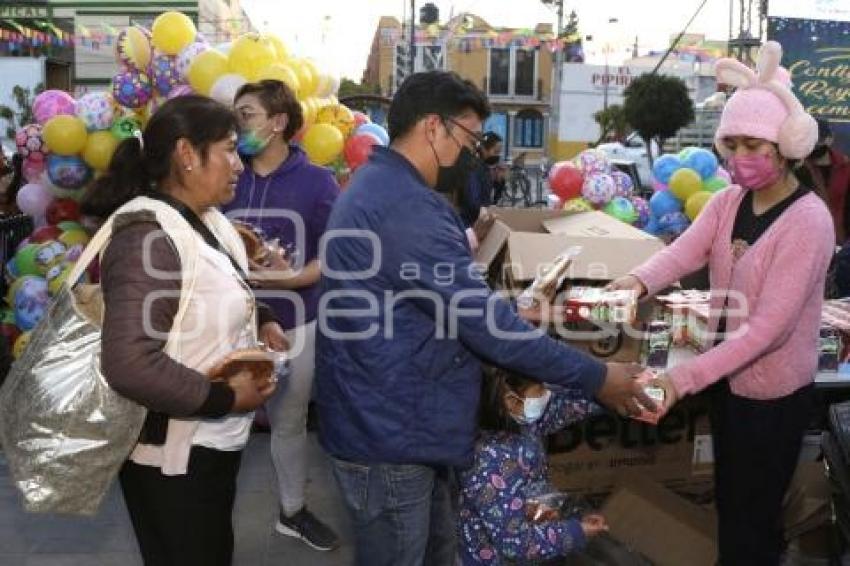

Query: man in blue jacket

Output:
[315, 71, 653, 566]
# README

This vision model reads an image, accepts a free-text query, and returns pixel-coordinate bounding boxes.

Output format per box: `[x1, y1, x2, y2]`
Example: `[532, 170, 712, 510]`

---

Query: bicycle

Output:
[496, 153, 533, 208]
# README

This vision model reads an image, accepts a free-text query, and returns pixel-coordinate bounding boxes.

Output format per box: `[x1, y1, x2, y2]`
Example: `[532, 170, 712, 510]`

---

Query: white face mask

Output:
[510, 389, 552, 424]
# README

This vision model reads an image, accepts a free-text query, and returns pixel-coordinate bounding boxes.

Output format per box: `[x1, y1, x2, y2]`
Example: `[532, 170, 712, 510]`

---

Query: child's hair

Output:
[479, 368, 541, 434]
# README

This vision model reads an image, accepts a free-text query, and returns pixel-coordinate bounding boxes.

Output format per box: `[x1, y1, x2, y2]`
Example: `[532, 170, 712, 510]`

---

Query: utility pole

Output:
[410, 0, 416, 74]
[548, 0, 564, 157]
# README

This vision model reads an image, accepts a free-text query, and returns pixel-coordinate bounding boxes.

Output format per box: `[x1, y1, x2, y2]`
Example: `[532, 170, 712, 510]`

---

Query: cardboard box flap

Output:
[489, 206, 568, 232]
[543, 210, 660, 241]
[602, 475, 717, 566]
[507, 232, 664, 282]
[474, 219, 512, 268]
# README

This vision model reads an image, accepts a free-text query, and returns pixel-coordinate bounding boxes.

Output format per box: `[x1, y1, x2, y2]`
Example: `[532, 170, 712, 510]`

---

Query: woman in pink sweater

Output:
[610, 42, 835, 565]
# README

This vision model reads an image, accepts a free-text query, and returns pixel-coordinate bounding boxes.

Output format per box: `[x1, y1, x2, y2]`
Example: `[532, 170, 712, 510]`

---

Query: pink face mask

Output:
[727, 154, 782, 191]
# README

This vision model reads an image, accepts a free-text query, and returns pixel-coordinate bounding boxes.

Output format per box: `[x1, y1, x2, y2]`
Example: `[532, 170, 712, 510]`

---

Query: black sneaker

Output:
[275, 507, 339, 551]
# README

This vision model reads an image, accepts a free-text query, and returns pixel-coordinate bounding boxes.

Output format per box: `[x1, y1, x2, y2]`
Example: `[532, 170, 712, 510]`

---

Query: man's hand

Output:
[597, 362, 658, 417]
[259, 321, 288, 352]
[517, 304, 568, 326]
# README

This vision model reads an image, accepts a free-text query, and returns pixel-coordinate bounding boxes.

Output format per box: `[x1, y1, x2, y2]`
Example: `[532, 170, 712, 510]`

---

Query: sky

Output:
[240, 0, 741, 81]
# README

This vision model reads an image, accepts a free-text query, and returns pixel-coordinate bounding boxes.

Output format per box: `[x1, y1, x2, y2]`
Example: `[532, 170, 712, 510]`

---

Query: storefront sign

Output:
[0, 4, 49, 19]
[769, 17, 850, 152]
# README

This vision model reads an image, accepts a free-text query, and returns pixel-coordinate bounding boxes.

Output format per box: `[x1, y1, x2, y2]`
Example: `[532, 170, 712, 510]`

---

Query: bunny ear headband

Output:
[714, 41, 818, 160]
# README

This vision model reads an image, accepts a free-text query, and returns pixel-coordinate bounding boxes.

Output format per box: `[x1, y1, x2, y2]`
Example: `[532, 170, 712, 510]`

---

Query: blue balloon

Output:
[684, 148, 719, 180]
[356, 123, 389, 146]
[14, 276, 48, 331]
[649, 189, 683, 217]
[652, 154, 683, 184]
[5, 258, 19, 283]
[47, 154, 92, 191]
[658, 211, 691, 236]
[643, 217, 661, 235]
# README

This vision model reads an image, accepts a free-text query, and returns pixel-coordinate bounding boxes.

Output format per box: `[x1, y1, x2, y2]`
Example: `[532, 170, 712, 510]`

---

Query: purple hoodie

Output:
[223, 145, 339, 330]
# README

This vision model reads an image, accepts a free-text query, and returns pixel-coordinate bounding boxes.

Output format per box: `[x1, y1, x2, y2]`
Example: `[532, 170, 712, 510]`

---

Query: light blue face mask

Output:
[511, 389, 552, 424]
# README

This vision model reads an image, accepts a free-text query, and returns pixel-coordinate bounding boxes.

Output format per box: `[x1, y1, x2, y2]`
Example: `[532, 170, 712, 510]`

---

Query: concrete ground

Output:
[0, 433, 355, 566]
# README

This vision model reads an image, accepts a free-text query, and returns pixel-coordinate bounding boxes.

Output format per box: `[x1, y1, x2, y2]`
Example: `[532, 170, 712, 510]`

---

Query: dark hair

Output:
[235, 79, 303, 142]
[482, 131, 502, 150]
[82, 95, 238, 218]
[387, 71, 490, 141]
[478, 368, 540, 434]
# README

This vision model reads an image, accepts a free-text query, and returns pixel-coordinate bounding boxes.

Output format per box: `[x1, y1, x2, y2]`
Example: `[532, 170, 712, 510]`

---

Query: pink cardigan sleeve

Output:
[631, 189, 733, 296]
[668, 203, 835, 396]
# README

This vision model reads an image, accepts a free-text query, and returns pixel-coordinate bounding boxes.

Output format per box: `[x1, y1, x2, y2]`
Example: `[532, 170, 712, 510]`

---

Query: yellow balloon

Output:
[300, 100, 315, 128]
[669, 168, 703, 202]
[43, 115, 88, 156]
[316, 104, 355, 137]
[302, 123, 344, 165]
[188, 49, 229, 95]
[228, 34, 276, 81]
[13, 331, 31, 359]
[292, 59, 317, 99]
[82, 130, 120, 171]
[116, 26, 152, 71]
[59, 229, 91, 248]
[268, 35, 290, 63]
[151, 11, 196, 55]
[685, 191, 714, 221]
[256, 63, 301, 97]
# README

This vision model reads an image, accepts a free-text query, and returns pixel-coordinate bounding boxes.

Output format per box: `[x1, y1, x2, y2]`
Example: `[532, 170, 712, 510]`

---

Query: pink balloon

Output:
[16, 183, 54, 217]
[716, 167, 732, 182]
[33, 90, 76, 125]
[22, 159, 46, 184]
[651, 178, 668, 192]
[167, 84, 194, 99]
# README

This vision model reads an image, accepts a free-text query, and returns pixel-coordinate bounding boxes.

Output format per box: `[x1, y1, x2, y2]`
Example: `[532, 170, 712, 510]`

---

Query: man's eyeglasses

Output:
[442, 116, 484, 155]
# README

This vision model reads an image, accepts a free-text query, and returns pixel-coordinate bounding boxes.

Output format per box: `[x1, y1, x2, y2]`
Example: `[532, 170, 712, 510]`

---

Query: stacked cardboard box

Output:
[476, 208, 664, 363]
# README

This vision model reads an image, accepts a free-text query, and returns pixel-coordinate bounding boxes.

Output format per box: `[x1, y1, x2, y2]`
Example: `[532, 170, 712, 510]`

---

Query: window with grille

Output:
[515, 49, 535, 96]
[514, 109, 543, 147]
[489, 48, 510, 95]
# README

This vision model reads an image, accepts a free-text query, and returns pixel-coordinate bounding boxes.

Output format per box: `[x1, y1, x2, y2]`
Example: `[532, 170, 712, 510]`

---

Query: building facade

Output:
[363, 12, 555, 165]
[1, 0, 253, 96]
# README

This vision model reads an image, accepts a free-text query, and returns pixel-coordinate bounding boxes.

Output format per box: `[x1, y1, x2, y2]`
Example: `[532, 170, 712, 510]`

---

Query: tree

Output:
[0, 83, 45, 139]
[623, 74, 694, 166]
[337, 78, 379, 100]
[561, 10, 584, 63]
[593, 104, 629, 144]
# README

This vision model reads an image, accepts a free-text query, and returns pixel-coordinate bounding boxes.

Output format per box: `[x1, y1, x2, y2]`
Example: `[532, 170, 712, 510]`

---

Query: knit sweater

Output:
[632, 185, 835, 400]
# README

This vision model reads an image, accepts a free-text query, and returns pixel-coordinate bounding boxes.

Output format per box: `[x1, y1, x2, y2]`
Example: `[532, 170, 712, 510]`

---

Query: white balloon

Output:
[327, 74, 340, 96]
[216, 41, 233, 56]
[209, 73, 247, 106]
[314, 74, 332, 98]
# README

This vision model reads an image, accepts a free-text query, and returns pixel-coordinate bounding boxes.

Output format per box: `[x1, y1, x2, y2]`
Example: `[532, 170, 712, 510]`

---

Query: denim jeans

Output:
[331, 458, 457, 566]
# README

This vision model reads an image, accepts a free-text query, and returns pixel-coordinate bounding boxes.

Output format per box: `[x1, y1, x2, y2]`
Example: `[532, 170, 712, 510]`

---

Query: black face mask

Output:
[484, 155, 500, 166]
[810, 145, 829, 159]
[435, 145, 478, 194]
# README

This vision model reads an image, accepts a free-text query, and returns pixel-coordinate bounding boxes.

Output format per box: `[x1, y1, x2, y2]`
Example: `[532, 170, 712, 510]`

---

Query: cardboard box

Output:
[548, 395, 713, 496]
[476, 208, 664, 287]
[602, 475, 717, 566]
[783, 462, 831, 540]
[477, 209, 665, 362]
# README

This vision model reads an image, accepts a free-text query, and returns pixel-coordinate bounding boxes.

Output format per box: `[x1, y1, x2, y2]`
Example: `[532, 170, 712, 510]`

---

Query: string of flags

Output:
[381, 26, 583, 53]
